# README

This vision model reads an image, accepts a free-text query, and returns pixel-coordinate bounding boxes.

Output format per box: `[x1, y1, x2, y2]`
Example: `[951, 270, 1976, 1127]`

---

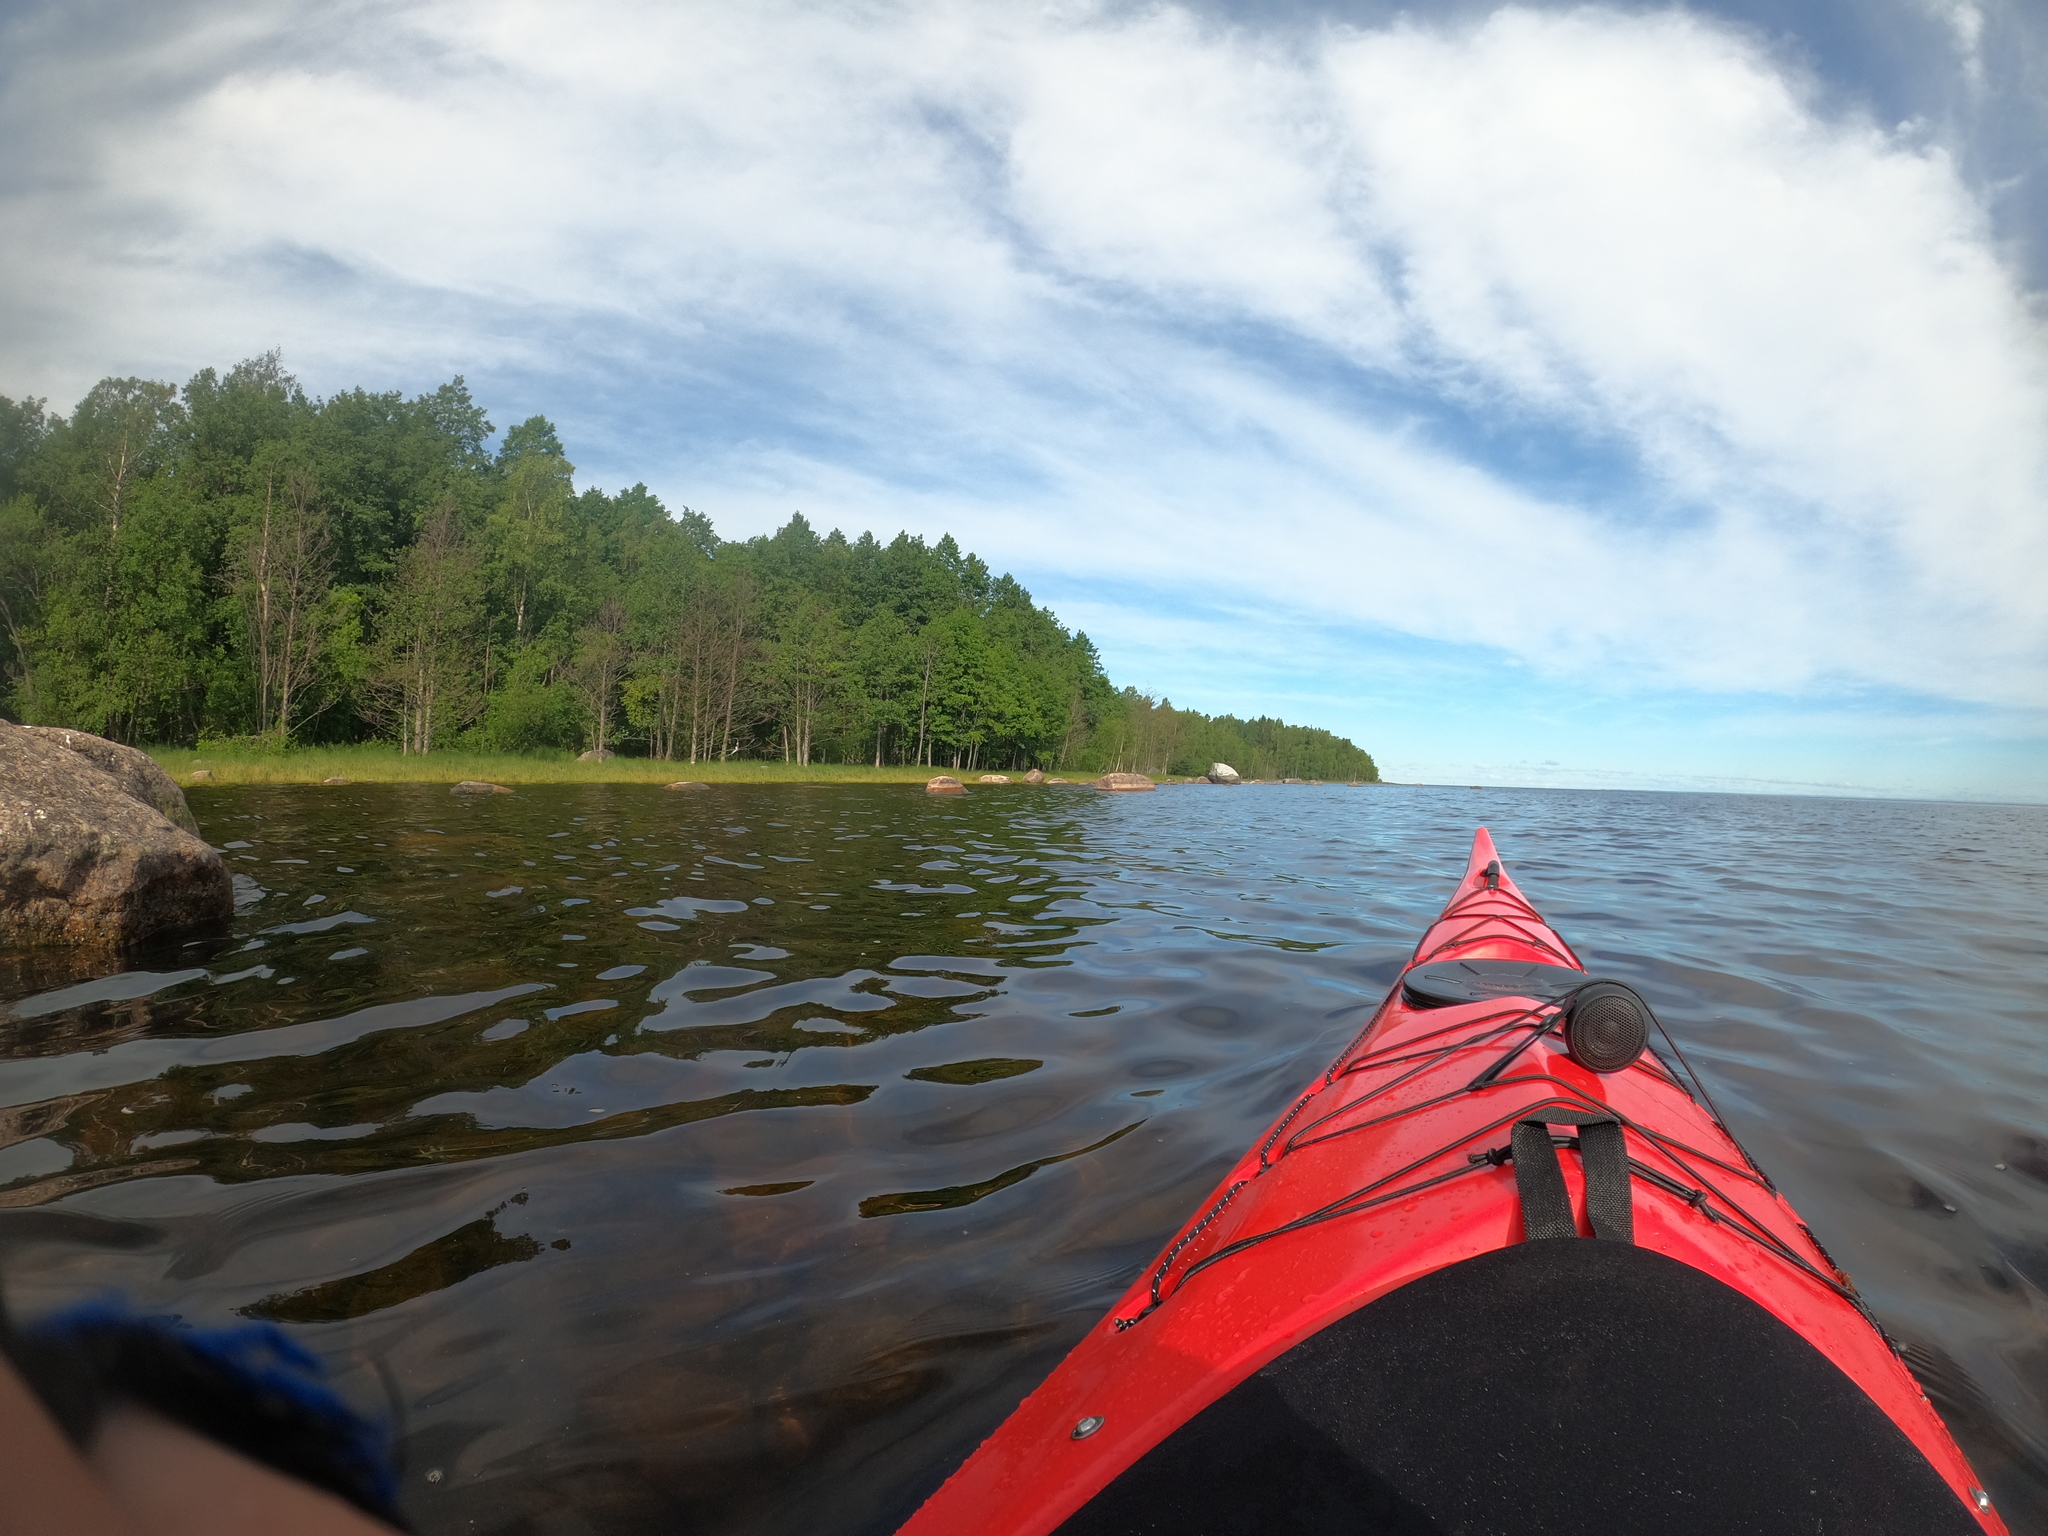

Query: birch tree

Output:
[373, 500, 482, 754]
[571, 595, 630, 756]
[765, 599, 844, 766]
[485, 434, 572, 640]
[233, 453, 333, 743]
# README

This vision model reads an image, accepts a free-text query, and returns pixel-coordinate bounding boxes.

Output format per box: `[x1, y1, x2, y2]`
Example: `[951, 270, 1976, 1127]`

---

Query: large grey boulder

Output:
[0, 724, 230, 946]
[1094, 772, 1156, 792]
[1207, 762, 1241, 784]
[18, 726, 200, 833]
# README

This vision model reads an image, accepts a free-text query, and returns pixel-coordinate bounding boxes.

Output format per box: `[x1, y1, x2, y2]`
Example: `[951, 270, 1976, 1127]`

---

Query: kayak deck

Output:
[897, 828, 2003, 1535]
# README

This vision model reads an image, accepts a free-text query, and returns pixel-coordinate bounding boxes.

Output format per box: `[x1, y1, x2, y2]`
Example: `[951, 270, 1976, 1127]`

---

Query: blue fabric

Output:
[23, 1297, 401, 1516]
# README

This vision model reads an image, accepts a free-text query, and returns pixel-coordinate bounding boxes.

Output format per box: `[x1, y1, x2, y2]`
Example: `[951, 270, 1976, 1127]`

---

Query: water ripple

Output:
[0, 782, 2041, 1532]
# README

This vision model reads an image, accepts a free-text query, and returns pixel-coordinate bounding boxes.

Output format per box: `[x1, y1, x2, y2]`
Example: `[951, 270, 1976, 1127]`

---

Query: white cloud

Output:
[3, 0, 2044, 720]
[1923, 0, 1987, 89]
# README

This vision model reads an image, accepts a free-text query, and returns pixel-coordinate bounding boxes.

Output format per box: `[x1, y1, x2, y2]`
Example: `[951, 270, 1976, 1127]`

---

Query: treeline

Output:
[1106, 697, 1387, 783]
[0, 355, 1378, 780]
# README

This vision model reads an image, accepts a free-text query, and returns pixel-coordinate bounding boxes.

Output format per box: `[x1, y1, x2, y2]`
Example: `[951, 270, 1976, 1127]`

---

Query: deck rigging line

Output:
[1113, 889, 1854, 1331]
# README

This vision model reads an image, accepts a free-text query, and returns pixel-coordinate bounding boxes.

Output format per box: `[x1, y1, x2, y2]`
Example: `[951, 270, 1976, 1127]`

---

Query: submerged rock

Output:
[926, 775, 967, 796]
[1094, 772, 1156, 792]
[452, 781, 512, 795]
[1207, 762, 1241, 784]
[663, 781, 708, 792]
[0, 723, 230, 946]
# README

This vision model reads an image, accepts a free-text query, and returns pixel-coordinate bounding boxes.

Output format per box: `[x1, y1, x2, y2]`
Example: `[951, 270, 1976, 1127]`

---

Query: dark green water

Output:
[1, 783, 2044, 1532]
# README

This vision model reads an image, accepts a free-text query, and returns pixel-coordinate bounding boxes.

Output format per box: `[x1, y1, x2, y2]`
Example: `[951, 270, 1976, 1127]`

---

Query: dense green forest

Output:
[0, 355, 1377, 780]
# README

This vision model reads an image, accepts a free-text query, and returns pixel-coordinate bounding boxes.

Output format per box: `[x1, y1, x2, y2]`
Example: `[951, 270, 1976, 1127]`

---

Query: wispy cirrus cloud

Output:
[1, 0, 2043, 791]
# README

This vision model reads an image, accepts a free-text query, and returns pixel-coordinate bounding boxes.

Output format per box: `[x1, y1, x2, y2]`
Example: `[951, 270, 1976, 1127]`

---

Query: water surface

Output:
[2, 784, 2044, 1531]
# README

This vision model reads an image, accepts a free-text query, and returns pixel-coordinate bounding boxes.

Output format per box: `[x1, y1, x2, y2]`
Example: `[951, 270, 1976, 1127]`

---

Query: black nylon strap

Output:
[1577, 1120, 1634, 1242]
[1511, 1120, 1578, 1240]
[1511, 1113, 1634, 1243]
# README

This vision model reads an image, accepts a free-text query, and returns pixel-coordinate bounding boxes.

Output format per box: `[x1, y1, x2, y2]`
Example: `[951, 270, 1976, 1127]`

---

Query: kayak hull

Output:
[896, 829, 2003, 1535]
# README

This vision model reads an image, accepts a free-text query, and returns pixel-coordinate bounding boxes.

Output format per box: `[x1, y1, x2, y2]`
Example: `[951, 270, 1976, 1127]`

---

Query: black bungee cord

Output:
[1114, 954, 1843, 1330]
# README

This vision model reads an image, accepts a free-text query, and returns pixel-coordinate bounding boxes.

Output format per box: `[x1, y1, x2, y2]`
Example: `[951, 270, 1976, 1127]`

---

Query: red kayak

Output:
[899, 829, 2004, 1535]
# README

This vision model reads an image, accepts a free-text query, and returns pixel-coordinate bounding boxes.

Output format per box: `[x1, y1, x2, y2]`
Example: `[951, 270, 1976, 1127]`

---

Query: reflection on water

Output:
[0, 783, 2044, 1532]
[248, 1196, 550, 1324]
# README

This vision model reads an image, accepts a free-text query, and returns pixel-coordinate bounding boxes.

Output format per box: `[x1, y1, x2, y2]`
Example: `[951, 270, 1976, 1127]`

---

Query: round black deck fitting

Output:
[1564, 982, 1650, 1073]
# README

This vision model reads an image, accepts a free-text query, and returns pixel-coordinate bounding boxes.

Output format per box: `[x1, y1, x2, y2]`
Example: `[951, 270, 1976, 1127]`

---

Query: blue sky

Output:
[2, 0, 2044, 799]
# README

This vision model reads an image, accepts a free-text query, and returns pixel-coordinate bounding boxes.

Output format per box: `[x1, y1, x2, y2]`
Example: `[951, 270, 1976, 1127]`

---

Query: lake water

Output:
[1, 783, 2044, 1532]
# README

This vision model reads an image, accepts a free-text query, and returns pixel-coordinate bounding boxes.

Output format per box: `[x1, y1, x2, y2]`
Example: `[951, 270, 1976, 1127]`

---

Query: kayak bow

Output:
[898, 828, 2003, 1535]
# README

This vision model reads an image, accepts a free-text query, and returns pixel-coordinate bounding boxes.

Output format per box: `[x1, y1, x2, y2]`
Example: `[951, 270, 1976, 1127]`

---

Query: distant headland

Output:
[0, 356, 1376, 786]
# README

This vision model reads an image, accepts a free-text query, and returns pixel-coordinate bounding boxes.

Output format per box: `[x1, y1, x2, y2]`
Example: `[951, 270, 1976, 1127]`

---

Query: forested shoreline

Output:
[0, 355, 1377, 781]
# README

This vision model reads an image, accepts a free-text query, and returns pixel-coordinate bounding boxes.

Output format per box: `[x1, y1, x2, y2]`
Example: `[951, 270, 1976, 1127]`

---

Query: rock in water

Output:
[17, 726, 200, 833]
[978, 774, 1011, 784]
[0, 723, 230, 946]
[1207, 762, 1241, 784]
[452, 781, 512, 795]
[1023, 769, 1046, 784]
[577, 749, 615, 762]
[926, 775, 967, 796]
[662, 781, 708, 792]
[1094, 772, 1156, 792]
